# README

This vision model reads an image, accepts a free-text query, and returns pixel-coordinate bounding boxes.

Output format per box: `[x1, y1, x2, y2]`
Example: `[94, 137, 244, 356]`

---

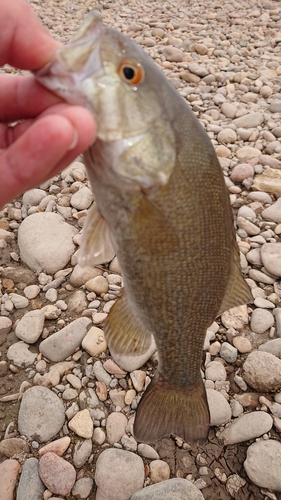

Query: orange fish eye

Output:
[118, 60, 144, 85]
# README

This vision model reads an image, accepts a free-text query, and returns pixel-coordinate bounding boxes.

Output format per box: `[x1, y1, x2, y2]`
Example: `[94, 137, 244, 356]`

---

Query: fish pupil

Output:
[123, 66, 135, 80]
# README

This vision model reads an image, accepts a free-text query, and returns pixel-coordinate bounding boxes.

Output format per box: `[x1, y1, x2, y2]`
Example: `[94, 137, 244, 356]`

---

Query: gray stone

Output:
[93, 361, 112, 386]
[70, 186, 94, 210]
[258, 338, 281, 356]
[269, 100, 281, 113]
[18, 387, 65, 442]
[205, 361, 227, 382]
[244, 440, 281, 491]
[18, 212, 77, 275]
[9, 293, 29, 309]
[7, 341, 37, 367]
[250, 308, 274, 334]
[207, 389, 232, 426]
[262, 198, 281, 224]
[15, 310, 45, 344]
[22, 189, 46, 206]
[72, 478, 94, 499]
[95, 449, 144, 500]
[73, 439, 92, 468]
[16, 458, 45, 500]
[261, 243, 281, 278]
[220, 342, 237, 363]
[219, 411, 273, 445]
[111, 336, 157, 372]
[137, 444, 159, 460]
[131, 478, 204, 499]
[274, 308, 281, 337]
[233, 112, 264, 128]
[243, 351, 281, 392]
[39, 317, 91, 362]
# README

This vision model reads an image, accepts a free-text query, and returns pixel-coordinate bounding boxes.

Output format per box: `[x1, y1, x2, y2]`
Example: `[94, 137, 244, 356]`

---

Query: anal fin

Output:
[104, 291, 152, 357]
[134, 377, 210, 445]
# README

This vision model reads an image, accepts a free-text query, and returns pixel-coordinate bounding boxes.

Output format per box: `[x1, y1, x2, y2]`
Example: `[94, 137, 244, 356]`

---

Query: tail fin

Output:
[133, 377, 210, 445]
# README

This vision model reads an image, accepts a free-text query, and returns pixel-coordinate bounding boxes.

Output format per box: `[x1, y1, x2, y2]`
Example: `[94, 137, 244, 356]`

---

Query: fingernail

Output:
[68, 128, 78, 150]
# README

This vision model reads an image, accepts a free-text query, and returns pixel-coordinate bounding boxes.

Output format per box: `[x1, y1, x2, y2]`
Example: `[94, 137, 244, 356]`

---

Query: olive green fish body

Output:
[35, 11, 252, 445]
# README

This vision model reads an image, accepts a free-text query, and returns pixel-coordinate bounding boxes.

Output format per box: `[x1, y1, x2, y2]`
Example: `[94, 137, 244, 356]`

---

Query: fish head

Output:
[35, 11, 177, 188]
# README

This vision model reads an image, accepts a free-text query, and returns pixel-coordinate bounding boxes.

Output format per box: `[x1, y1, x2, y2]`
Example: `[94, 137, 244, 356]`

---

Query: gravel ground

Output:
[1, 0, 281, 499]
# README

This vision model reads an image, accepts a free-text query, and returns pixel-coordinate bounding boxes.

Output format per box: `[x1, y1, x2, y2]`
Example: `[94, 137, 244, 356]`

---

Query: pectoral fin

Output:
[78, 203, 115, 266]
[104, 291, 152, 357]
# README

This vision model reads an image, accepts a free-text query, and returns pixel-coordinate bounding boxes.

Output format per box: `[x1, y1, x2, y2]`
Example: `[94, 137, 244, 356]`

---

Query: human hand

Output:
[0, 0, 96, 209]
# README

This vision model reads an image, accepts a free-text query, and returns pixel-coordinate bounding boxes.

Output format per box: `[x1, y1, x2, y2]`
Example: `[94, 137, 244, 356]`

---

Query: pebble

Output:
[220, 342, 238, 364]
[130, 370, 146, 392]
[233, 112, 263, 128]
[250, 308, 274, 334]
[68, 409, 93, 439]
[39, 317, 91, 362]
[106, 412, 127, 444]
[0, 437, 29, 457]
[205, 361, 227, 382]
[93, 360, 112, 385]
[150, 460, 170, 483]
[230, 163, 254, 183]
[70, 186, 94, 209]
[207, 389, 232, 426]
[261, 243, 281, 277]
[7, 341, 37, 367]
[131, 478, 204, 499]
[67, 289, 88, 314]
[137, 444, 159, 460]
[0, 459, 20, 500]
[93, 427, 106, 445]
[85, 275, 109, 294]
[73, 439, 92, 468]
[9, 293, 29, 309]
[82, 326, 107, 356]
[72, 477, 94, 498]
[244, 440, 281, 491]
[95, 449, 144, 500]
[111, 336, 157, 372]
[70, 264, 103, 287]
[0, 316, 12, 334]
[18, 212, 77, 274]
[24, 284, 40, 299]
[232, 336, 252, 353]
[219, 411, 273, 445]
[16, 457, 45, 500]
[18, 386, 65, 442]
[259, 338, 281, 357]
[243, 351, 281, 392]
[39, 437, 70, 457]
[15, 310, 45, 344]
[220, 305, 248, 329]
[39, 452, 76, 496]
[262, 198, 281, 224]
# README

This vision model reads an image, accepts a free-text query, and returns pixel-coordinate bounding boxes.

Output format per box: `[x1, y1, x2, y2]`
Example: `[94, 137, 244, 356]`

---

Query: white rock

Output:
[68, 409, 93, 439]
[15, 310, 45, 344]
[70, 186, 94, 210]
[261, 243, 281, 277]
[205, 361, 227, 382]
[82, 326, 107, 356]
[219, 411, 272, 444]
[250, 308, 274, 334]
[150, 460, 170, 483]
[244, 440, 281, 491]
[243, 351, 281, 392]
[106, 412, 127, 444]
[207, 389, 232, 426]
[137, 444, 159, 460]
[221, 305, 248, 329]
[7, 341, 37, 367]
[18, 213, 77, 274]
[22, 189, 46, 206]
[24, 285, 40, 300]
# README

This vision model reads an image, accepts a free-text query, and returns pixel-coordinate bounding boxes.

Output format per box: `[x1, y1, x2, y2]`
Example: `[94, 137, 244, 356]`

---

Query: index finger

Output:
[0, 0, 61, 70]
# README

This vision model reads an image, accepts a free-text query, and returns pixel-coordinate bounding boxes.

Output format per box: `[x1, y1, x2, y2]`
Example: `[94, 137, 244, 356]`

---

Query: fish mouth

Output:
[35, 11, 104, 105]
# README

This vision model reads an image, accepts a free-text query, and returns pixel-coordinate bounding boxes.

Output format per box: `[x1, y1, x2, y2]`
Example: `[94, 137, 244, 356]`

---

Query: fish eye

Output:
[118, 60, 144, 85]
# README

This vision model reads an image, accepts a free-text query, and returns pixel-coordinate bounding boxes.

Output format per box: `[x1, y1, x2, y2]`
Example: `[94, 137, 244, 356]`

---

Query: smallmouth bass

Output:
[35, 11, 252, 445]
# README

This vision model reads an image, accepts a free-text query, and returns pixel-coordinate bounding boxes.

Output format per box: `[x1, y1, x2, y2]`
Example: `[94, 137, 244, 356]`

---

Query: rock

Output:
[205, 361, 227, 382]
[9, 293, 29, 309]
[252, 168, 281, 196]
[70, 186, 94, 209]
[24, 284, 40, 300]
[130, 370, 146, 392]
[93, 360, 112, 385]
[22, 189, 46, 205]
[85, 276, 109, 294]
[250, 308, 274, 334]
[162, 46, 183, 62]
[70, 265, 103, 287]
[262, 198, 281, 223]
[39, 452, 76, 496]
[258, 338, 281, 356]
[39, 317, 91, 362]
[93, 427, 106, 445]
[18, 386, 65, 442]
[16, 457, 45, 500]
[248, 269, 275, 285]
[131, 478, 205, 500]
[237, 217, 260, 236]
[67, 290, 88, 314]
[39, 437, 71, 457]
[137, 444, 159, 460]
[220, 342, 237, 363]
[221, 102, 237, 119]
[219, 411, 273, 444]
[150, 460, 170, 483]
[15, 310, 45, 344]
[95, 449, 144, 500]
[207, 389, 232, 426]
[233, 336, 252, 353]
[72, 477, 94, 499]
[106, 412, 127, 444]
[233, 112, 263, 128]
[261, 243, 281, 277]
[0, 317, 12, 335]
[236, 147, 261, 161]
[221, 305, 248, 329]
[7, 341, 37, 367]
[0, 438, 29, 458]
[68, 409, 93, 439]
[244, 440, 281, 491]
[18, 212, 77, 274]
[243, 351, 281, 392]
[0, 459, 20, 500]
[269, 100, 281, 113]
[73, 439, 93, 468]
[82, 326, 107, 356]
[230, 164, 255, 183]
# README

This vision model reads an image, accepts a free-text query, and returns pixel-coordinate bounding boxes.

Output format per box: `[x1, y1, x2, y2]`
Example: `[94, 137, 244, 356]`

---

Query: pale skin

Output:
[0, 0, 96, 208]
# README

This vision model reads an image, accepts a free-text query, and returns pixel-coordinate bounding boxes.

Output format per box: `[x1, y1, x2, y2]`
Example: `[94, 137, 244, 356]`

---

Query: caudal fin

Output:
[133, 377, 210, 445]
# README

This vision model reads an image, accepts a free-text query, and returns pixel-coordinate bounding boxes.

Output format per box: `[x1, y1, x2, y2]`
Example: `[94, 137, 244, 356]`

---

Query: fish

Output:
[35, 11, 252, 445]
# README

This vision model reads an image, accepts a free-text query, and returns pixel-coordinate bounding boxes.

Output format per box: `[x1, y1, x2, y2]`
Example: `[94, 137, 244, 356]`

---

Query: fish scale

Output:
[35, 10, 252, 445]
